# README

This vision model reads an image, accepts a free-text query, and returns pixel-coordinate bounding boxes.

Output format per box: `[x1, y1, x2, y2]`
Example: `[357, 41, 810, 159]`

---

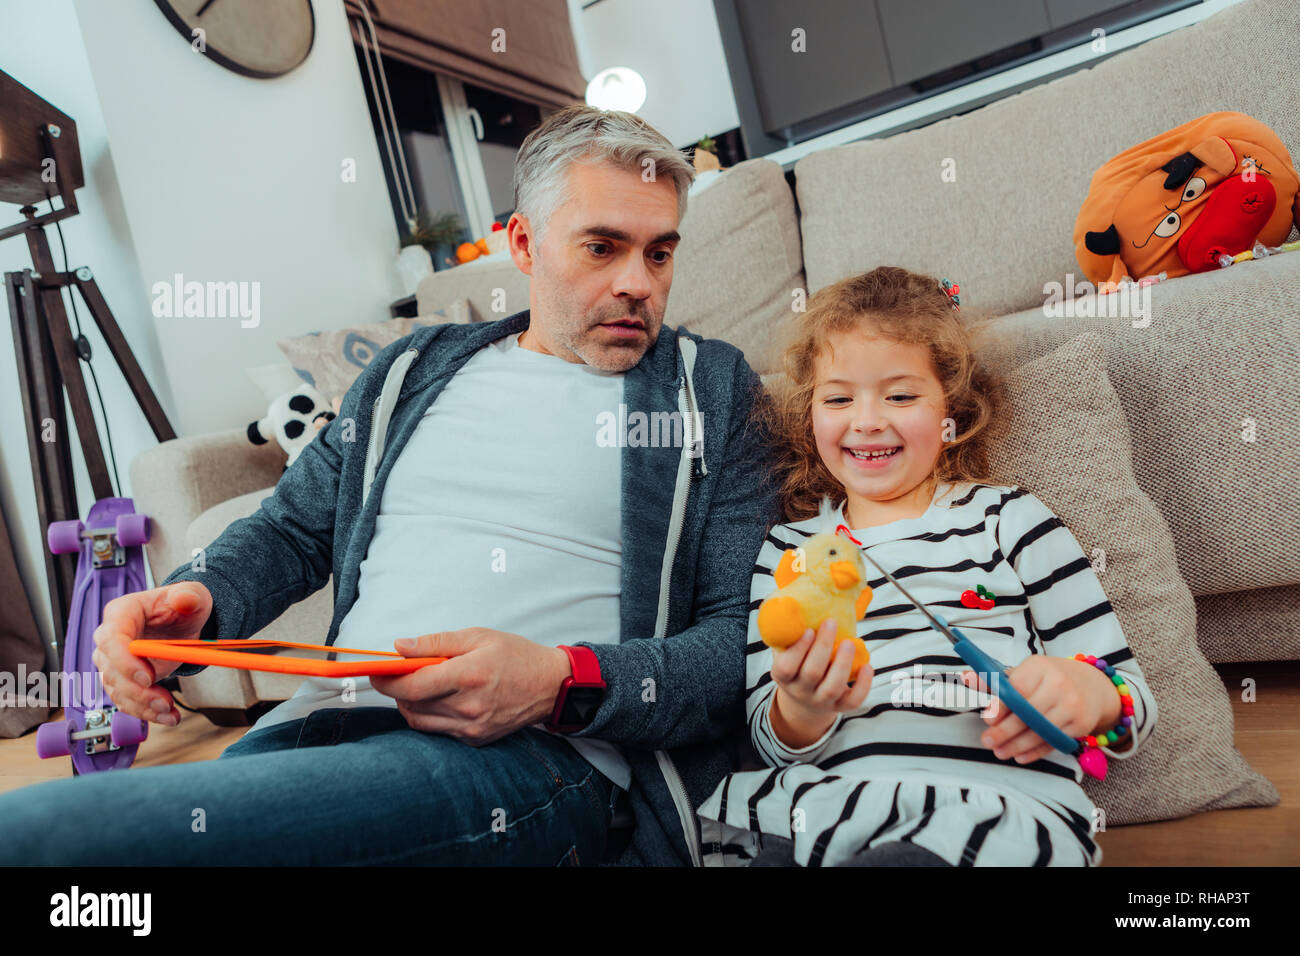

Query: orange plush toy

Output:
[1074, 112, 1300, 288]
[756, 530, 872, 680]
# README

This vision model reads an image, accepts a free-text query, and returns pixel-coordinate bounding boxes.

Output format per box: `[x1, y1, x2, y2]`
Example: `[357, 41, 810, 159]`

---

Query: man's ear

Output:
[507, 213, 537, 276]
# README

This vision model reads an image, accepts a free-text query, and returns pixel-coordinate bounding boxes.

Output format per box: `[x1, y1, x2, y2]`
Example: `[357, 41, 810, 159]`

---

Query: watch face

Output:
[560, 686, 605, 728]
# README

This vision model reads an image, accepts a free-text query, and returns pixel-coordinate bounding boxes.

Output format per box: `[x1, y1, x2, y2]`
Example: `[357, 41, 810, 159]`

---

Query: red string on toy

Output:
[835, 523, 863, 546]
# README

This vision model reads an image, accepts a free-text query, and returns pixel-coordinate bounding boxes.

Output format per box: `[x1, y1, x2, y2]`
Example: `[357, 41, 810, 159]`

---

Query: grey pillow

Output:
[278, 298, 477, 399]
[984, 331, 1278, 825]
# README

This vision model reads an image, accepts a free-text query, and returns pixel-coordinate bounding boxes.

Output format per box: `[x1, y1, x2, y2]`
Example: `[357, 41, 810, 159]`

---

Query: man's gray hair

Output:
[512, 105, 696, 244]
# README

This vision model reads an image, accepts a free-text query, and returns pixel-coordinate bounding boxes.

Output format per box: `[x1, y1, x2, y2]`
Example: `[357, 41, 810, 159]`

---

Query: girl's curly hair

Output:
[767, 266, 1006, 522]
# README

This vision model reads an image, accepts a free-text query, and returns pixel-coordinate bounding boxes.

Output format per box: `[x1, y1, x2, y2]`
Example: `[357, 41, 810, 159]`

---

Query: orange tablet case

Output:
[129, 639, 447, 677]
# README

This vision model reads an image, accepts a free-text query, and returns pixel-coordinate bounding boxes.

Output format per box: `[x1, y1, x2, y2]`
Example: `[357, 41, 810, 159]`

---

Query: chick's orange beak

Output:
[830, 561, 861, 590]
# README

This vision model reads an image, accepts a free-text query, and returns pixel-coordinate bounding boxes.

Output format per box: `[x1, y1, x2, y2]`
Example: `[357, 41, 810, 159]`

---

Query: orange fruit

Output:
[474, 238, 490, 256]
[455, 242, 481, 263]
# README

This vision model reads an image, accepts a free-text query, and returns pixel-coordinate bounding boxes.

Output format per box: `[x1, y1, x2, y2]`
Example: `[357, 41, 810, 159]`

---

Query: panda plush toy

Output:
[247, 384, 338, 470]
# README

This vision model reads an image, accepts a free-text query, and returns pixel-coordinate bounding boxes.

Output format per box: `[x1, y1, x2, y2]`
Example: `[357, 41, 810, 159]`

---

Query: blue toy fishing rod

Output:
[835, 524, 1106, 779]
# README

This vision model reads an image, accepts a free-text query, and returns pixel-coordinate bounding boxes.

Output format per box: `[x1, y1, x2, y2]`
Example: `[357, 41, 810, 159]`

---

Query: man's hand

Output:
[91, 581, 213, 726]
[370, 628, 572, 745]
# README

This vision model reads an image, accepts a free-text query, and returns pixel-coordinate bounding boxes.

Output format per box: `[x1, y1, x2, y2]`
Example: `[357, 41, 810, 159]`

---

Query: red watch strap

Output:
[559, 645, 603, 686]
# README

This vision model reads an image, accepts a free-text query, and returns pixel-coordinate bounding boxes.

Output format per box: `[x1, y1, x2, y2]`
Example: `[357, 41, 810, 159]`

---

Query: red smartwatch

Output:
[546, 645, 606, 733]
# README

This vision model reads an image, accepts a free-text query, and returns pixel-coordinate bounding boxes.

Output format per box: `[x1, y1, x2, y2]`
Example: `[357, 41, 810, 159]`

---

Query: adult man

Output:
[0, 105, 778, 866]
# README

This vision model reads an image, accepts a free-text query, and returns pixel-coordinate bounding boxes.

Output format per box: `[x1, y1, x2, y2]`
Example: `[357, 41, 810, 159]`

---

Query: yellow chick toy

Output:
[757, 531, 872, 679]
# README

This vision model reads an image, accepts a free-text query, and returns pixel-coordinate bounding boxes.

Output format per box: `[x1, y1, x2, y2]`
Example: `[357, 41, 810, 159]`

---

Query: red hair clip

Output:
[940, 278, 960, 310]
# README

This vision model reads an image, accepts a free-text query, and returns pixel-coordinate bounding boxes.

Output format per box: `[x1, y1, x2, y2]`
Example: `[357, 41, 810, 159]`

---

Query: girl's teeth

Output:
[849, 448, 898, 460]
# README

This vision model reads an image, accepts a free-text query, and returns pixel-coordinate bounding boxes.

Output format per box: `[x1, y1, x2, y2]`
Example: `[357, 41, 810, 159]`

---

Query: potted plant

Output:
[400, 209, 466, 272]
[694, 134, 721, 172]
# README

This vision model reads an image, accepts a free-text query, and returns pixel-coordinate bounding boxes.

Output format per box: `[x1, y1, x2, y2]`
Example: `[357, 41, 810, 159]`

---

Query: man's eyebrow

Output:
[577, 225, 681, 245]
[818, 374, 927, 387]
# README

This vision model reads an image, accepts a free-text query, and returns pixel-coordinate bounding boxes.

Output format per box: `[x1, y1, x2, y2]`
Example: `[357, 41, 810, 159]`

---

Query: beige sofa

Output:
[130, 0, 1295, 834]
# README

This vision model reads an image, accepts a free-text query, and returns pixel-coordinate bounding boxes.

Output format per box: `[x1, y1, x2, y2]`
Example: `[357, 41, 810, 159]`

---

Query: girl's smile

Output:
[842, 443, 903, 469]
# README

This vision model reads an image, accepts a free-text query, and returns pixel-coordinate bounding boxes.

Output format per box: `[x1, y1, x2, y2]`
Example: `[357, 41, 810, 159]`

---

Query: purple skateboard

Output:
[35, 497, 151, 773]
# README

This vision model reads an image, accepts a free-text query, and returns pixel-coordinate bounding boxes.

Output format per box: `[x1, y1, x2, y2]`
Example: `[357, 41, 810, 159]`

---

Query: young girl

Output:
[696, 266, 1157, 867]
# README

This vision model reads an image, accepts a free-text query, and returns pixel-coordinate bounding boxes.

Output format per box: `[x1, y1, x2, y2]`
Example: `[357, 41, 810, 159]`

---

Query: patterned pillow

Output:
[982, 331, 1278, 825]
[277, 298, 477, 400]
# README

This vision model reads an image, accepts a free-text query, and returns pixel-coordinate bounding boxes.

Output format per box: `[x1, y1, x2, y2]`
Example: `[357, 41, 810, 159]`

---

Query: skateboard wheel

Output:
[115, 513, 150, 547]
[110, 711, 148, 748]
[35, 720, 72, 759]
[47, 520, 84, 554]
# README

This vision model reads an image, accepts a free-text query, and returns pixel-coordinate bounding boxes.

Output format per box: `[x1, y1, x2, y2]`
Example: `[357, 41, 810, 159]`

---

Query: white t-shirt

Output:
[248, 331, 632, 791]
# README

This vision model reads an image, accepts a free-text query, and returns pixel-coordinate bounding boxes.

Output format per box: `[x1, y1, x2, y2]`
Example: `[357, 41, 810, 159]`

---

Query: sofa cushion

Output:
[416, 257, 530, 322]
[1195, 585, 1300, 664]
[794, 0, 1300, 315]
[277, 299, 476, 400]
[666, 158, 805, 376]
[986, 331, 1277, 824]
[971, 250, 1300, 599]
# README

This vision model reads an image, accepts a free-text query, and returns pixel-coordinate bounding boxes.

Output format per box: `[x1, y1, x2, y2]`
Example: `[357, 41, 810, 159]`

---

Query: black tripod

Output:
[3, 116, 176, 670]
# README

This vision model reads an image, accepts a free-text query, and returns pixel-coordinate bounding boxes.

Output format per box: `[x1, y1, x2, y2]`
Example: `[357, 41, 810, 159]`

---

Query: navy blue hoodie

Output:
[161, 309, 780, 865]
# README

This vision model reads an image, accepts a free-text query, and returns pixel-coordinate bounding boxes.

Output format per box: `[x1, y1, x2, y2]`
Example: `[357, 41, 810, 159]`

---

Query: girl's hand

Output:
[769, 619, 873, 749]
[960, 656, 1122, 765]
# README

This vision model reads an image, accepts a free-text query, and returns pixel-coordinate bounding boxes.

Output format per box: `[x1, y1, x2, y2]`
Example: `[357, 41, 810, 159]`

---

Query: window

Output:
[352, 46, 546, 270]
[460, 81, 545, 224]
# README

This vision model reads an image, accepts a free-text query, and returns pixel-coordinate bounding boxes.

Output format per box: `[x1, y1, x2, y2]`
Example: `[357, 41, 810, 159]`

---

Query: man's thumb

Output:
[167, 581, 206, 616]
[394, 633, 448, 656]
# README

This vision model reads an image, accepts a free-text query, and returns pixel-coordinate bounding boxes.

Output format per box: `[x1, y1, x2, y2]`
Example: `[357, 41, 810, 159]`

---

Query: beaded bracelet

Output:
[1072, 653, 1133, 780]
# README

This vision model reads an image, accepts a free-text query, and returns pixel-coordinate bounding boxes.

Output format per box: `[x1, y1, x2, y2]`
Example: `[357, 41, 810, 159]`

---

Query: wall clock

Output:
[153, 0, 315, 79]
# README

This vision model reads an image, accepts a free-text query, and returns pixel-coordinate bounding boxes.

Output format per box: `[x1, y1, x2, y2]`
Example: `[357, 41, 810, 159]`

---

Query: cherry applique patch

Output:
[960, 584, 996, 610]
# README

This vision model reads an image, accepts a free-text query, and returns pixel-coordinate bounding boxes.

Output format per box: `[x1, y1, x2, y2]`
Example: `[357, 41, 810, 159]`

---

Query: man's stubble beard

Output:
[532, 263, 661, 372]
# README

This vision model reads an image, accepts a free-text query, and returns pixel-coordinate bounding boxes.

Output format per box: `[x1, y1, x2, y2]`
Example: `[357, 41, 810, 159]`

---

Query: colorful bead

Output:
[1078, 748, 1108, 780]
[1071, 652, 1137, 785]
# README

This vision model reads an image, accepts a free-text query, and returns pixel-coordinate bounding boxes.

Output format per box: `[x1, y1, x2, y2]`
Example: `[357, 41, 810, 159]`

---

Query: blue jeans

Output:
[0, 707, 617, 865]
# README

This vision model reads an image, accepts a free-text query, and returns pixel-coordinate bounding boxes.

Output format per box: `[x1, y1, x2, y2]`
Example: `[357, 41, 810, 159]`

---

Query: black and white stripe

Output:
[697, 482, 1157, 866]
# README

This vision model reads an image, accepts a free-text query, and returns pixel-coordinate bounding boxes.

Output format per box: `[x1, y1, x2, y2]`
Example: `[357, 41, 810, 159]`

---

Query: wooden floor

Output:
[1093, 660, 1300, 866]
[0, 704, 246, 796]
[2, 661, 1296, 866]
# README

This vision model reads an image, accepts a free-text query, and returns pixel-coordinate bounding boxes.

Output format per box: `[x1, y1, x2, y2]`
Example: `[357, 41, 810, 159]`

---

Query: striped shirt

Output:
[696, 480, 1157, 866]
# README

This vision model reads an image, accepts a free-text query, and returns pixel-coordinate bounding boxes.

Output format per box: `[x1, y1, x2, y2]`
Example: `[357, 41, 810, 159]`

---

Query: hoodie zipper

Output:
[362, 347, 420, 508]
[653, 361, 706, 867]
[361, 338, 706, 864]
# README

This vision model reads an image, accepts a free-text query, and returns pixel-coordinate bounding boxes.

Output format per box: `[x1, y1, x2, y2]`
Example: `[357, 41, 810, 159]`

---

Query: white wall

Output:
[571, 0, 740, 149]
[74, 0, 404, 439]
[0, 0, 401, 657]
[0, 0, 176, 660]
